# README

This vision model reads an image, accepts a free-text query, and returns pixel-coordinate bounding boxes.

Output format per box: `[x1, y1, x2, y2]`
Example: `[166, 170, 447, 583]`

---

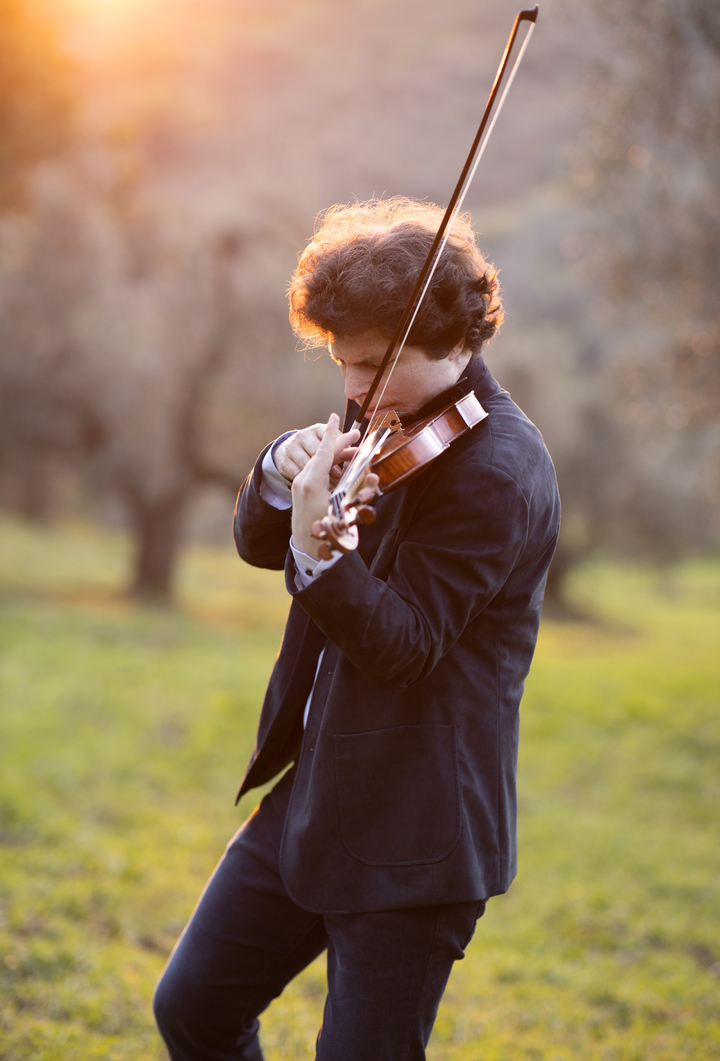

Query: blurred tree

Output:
[0, 153, 340, 604]
[0, 0, 74, 519]
[86, 221, 246, 603]
[536, 0, 720, 614]
[571, 0, 720, 448]
[0, 169, 247, 602]
[0, 0, 73, 207]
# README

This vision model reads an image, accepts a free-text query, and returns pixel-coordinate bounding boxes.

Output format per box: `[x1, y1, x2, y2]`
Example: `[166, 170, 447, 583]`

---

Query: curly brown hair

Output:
[288, 198, 503, 360]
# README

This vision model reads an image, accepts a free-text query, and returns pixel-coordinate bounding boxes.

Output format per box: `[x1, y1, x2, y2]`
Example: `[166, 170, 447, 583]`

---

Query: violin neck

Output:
[331, 423, 393, 516]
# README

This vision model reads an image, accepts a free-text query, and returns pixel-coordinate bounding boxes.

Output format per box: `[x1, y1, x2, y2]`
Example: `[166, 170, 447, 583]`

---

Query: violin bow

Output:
[351, 5, 539, 432]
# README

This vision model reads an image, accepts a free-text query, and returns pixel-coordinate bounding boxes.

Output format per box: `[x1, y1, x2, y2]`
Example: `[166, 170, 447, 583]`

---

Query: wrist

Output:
[292, 526, 322, 560]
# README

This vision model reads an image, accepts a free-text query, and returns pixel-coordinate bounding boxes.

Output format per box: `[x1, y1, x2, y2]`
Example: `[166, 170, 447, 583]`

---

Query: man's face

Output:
[330, 331, 471, 420]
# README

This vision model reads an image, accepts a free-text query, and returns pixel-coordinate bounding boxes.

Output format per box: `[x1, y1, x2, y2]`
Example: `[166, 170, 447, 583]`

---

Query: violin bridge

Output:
[367, 409, 403, 436]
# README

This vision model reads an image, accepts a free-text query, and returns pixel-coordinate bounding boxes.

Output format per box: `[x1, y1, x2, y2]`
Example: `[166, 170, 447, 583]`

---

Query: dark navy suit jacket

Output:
[233, 356, 560, 913]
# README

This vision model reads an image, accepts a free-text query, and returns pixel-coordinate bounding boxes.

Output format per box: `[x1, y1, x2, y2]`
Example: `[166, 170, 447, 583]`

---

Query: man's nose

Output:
[343, 365, 370, 404]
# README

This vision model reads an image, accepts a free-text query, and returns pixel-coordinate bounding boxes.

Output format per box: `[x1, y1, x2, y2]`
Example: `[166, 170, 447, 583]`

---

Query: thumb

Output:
[306, 413, 340, 479]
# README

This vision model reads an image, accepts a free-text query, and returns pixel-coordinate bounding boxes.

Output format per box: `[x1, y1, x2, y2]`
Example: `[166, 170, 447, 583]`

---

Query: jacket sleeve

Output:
[288, 453, 530, 688]
[233, 442, 293, 570]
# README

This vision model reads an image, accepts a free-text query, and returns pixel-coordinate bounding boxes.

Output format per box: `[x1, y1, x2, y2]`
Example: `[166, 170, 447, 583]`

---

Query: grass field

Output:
[0, 516, 718, 1060]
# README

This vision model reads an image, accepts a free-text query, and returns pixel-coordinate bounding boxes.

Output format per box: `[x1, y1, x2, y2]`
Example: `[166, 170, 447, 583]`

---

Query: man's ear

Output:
[447, 339, 471, 366]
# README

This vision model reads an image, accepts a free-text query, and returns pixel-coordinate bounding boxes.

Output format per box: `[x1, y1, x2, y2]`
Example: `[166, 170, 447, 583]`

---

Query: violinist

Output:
[154, 197, 561, 1061]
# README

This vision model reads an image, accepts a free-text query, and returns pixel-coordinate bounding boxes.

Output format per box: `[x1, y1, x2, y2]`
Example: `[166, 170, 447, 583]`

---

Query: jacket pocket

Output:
[334, 724, 461, 866]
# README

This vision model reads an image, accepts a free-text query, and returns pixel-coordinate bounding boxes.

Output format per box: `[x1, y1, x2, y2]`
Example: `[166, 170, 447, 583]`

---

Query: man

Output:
[154, 198, 560, 1060]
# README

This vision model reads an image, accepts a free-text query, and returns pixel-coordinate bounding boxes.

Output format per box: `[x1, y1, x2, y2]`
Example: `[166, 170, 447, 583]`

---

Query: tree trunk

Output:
[542, 544, 588, 621]
[130, 494, 186, 604]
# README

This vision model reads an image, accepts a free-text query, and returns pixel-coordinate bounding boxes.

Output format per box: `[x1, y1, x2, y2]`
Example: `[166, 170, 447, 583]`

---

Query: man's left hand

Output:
[291, 414, 343, 559]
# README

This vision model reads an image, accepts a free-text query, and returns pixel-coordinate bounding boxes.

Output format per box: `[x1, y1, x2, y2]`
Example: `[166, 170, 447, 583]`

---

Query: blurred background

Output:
[1, 0, 718, 606]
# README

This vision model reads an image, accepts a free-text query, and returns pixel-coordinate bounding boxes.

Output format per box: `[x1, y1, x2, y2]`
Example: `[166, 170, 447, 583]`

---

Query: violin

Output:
[312, 393, 488, 557]
[311, 7, 538, 560]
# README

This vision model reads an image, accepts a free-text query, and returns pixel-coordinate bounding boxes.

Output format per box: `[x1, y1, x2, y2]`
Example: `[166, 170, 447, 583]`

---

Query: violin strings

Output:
[331, 423, 392, 516]
[367, 18, 536, 423]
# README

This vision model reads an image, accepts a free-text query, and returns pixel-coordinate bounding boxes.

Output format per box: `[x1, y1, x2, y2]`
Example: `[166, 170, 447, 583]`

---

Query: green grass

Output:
[0, 517, 718, 1060]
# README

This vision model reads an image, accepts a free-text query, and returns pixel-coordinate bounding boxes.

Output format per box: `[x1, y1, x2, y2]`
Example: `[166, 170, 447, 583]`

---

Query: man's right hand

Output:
[275, 423, 360, 485]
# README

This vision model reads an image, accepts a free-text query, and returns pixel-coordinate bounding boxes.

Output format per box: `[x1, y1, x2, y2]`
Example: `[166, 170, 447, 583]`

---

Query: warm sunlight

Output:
[53, 0, 173, 24]
[71, 0, 164, 8]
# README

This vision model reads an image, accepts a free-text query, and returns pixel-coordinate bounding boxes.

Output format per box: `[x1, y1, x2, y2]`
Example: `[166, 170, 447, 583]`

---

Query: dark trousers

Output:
[153, 767, 485, 1061]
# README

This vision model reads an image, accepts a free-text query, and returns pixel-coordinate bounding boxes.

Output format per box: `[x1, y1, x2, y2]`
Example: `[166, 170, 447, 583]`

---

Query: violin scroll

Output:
[311, 486, 380, 558]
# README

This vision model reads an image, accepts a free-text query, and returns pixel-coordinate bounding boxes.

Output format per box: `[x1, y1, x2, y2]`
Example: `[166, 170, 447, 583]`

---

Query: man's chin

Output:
[366, 406, 407, 423]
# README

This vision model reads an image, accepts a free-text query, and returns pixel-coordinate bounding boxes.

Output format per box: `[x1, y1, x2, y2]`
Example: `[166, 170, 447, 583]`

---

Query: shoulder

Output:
[405, 390, 559, 551]
[428, 391, 554, 495]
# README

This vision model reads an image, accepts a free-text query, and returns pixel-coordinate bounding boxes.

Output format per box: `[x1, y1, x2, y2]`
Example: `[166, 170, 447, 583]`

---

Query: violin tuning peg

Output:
[355, 505, 376, 525]
[311, 520, 327, 540]
[317, 542, 334, 561]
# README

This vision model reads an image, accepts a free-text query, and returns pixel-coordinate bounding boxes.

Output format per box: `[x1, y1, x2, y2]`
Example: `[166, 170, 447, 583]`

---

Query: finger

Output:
[302, 427, 325, 457]
[334, 445, 358, 465]
[288, 436, 319, 470]
[330, 449, 358, 471]
[276, 442, 309, 481]
[278, 429, 324, 479]
[310, 520, 328, 540]
[281, 455, 303, 479]
[304, 414, 340, 482]
[290, 423, 344, 468]
[329, 462, 349, 486]
[333, 428, 360, 462]
[294, 424, 326, 456]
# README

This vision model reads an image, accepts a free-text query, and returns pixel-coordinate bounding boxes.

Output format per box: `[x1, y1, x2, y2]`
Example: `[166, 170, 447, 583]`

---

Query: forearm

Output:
[233, 444, 293, 570]
[288, 550, 431, 688]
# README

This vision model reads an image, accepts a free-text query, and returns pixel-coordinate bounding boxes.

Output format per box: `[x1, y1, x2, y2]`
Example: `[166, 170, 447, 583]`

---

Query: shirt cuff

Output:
[290, 537, 342, 588]
[259, 434, 295, 510]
